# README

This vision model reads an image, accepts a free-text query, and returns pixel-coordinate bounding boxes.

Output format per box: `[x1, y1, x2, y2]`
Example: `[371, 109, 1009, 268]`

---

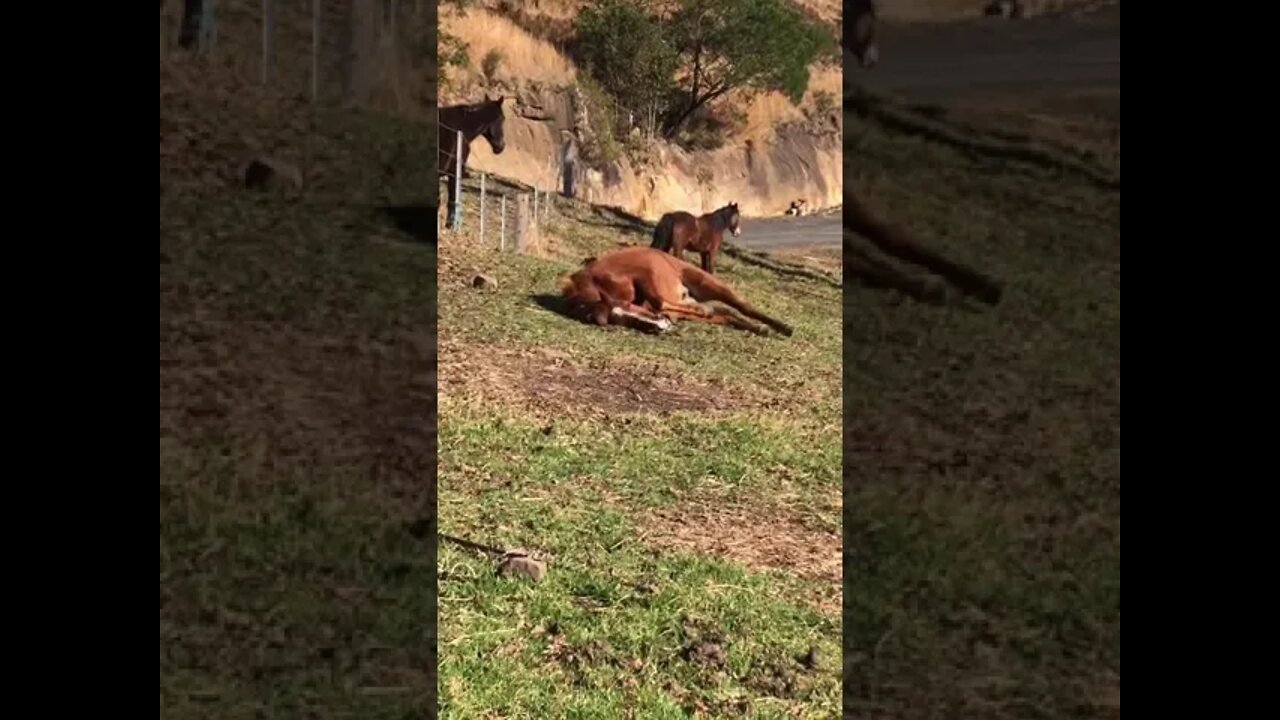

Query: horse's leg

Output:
[610, 303, 674, 333]
[702, 236, 720, 274]
[660, 301, 766, 335]
[844, 187, 1002, 305]
[846, 245, 948, 305]
[444, 175, 457, 229]
[678, 265, 793, 337]
[590, 272, 671, 333]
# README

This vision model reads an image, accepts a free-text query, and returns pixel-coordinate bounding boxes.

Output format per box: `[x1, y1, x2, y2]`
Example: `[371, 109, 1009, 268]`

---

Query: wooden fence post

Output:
[514, 194, 532, 253]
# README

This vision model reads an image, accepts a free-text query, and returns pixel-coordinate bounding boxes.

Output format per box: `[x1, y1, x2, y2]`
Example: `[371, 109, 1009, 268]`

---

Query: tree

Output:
[661, 0, 831, 138]
[573, 0, 679, 118]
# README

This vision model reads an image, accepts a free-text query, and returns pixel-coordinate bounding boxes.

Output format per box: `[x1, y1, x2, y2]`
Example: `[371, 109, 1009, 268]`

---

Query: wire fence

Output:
[160, 0, 435, 118]
[440, 123, 573, 255]
[161, 1, 596, 255]
[439, 148, 558, 254]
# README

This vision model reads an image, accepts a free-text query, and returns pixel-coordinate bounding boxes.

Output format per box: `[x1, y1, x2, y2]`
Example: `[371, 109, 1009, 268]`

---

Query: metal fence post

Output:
[452, 130, 463, 230]
[311, 0, 320, 102]
[479, 173, 486, 244]
[501, 195, 507, 251]
[261, 0, 273, 84]
[200, 0, 218, 53]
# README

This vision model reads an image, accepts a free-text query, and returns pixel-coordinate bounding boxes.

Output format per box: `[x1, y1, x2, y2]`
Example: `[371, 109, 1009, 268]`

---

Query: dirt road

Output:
[742, 5, 1119, 251]
[736, 211, 844, 251]
[859, 4, 1120, 101]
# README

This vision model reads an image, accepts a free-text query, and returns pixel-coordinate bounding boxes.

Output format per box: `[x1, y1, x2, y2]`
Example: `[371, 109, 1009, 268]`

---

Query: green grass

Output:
[438, 410, 843, 718]
[162, 20, 1119, 717]
[161, 52, 441, 716]
[437, 182, 844, 716]
[842, 107, 1120, 717]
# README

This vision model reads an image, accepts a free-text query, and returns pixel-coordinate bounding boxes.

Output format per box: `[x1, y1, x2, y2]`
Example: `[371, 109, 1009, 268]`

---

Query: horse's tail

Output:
[651, 214, 674, 251]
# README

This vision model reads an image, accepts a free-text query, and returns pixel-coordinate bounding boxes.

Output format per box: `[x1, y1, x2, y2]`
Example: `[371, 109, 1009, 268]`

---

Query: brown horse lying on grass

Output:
[650, 203, 741, 274]
[560, 247, 793, 337]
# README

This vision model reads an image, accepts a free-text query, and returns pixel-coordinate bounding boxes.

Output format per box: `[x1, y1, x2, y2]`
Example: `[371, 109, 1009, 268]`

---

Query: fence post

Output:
[515, 194, 531, 253]
[261, 0, 273, 84]
[311, 0, 320, 101]
[479, 173, 486, 244]
[533, 189, 539, 230]
[200, 0, 218, 53]
[452, 130, 463, 230]
[500, 195, 507, 251]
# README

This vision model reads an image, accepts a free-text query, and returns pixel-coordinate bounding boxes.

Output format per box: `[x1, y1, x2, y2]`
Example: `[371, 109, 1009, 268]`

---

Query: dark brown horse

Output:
[650, 203, 741, 275]
[842, 1, 1004, 305]
[438, 95, 507, 228]
[846, 0, 880, 68]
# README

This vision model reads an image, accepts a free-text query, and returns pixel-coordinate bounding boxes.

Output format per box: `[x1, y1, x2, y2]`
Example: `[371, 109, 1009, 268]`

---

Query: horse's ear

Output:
[498, 95, 506, 105]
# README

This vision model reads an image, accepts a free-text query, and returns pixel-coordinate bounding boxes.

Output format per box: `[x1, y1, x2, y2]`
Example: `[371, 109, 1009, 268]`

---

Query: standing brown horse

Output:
[438, 95, 507, 229]
[846, 0, 880, 69]
[650, 203, 741, 275]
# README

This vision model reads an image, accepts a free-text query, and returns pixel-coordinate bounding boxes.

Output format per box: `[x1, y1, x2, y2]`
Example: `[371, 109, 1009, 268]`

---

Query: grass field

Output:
[160, 48, 442, 716]
[842, 96, 1121, 717]
[160, 8, 1118, 716]
[435, 192, 844, 717]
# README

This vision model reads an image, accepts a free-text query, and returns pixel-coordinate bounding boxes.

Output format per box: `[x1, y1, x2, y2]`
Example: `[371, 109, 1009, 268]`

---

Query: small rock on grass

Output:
[471, 273, 498, 290]
[796, 645, 819, 671]
[243, 156, 303, 192]
[496, 549, 546, 582]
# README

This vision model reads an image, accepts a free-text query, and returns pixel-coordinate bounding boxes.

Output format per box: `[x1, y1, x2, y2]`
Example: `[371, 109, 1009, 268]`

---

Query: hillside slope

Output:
[440, 1, 843, 220]
[160, 6, 442, 713]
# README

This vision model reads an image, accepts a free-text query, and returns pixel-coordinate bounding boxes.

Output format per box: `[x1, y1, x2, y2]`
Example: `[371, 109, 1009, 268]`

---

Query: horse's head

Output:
[478, 94, 508, 154]
[724, 202, 741, 238]
[846, 0, 879, 69]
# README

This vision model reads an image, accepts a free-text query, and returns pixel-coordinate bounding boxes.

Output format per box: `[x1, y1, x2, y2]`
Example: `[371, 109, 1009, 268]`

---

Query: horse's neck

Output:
[440, 106, 486, 140]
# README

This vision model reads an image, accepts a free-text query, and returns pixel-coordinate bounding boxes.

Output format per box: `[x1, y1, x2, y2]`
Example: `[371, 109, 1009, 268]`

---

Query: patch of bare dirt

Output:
[159, 313, 436, 499]
[438, 340, 757, 417]
[641, 506, 841, 613]
[763, 246, 843, 276]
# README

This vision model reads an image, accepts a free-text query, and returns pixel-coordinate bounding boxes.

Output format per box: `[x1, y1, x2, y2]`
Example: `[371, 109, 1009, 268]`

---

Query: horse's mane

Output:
[706, 204, 737, 230]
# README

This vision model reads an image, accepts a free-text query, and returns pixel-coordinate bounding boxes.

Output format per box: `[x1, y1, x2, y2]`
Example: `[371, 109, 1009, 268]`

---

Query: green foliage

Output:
[573, 0, 679, 113]
[577, 75, 624, 165]
[568, 0, 831, 143]
[481, 48, 504, 82]
[667, 0, 831, 104]
[439, 30, 470, 88]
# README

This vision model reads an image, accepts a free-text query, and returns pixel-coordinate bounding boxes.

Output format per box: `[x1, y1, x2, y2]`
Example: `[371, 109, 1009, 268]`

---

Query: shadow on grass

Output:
[375, 204, 438, 244]
[529, 293, 576, 322]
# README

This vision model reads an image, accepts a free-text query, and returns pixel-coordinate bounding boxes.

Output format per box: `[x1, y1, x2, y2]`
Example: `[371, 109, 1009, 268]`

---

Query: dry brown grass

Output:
[760, 246, 842, 276]
[443, 7, 577, 87]
[740, 66, 843, 142]
[437, 339, 763, 420]
[641, 505, 841, 614]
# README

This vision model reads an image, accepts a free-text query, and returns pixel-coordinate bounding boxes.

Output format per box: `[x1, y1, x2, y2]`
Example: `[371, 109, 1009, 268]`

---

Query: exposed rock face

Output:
[460, 81, 843, 221]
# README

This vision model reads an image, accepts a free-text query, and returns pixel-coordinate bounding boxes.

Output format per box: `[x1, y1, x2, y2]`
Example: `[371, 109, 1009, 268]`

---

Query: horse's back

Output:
[652, 210, 697, 249]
